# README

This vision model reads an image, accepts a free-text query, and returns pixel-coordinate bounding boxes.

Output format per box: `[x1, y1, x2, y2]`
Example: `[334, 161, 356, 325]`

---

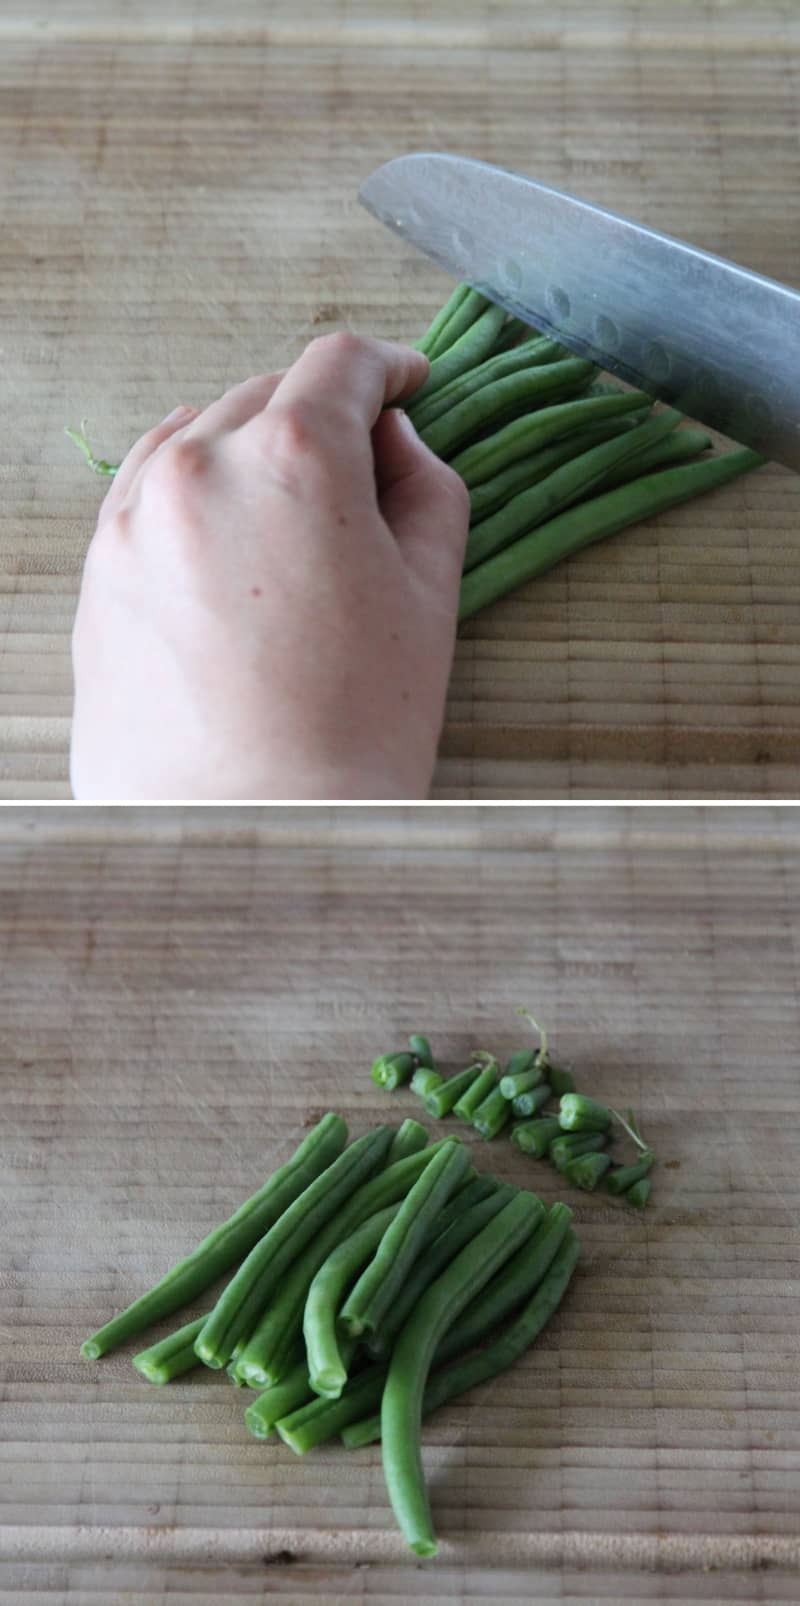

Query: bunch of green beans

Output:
[80, 1108, 580, 1558]
[370, 1011, 657, 1207]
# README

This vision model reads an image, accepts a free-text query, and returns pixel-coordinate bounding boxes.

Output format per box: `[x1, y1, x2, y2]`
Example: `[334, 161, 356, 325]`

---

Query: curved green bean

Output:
[410, 304, 507, 406]
[132, 1315, 207, 1384]
[232, 1139, 458, 1388]
[381, 1190, 542, 1557]
[458, 447, 764, 622]
[340, 1139, 471, 1339]
[387, 1118, 429, 1163]
[80, 1112, 348, 1360]
[304, 1204, 400, 1397]
[463, 406, 682, 571]
[451, 388, 651, 489]
[409, 337, 565, 432]
[420, 357, 596, 459]
[195, 1125, 393, 1369]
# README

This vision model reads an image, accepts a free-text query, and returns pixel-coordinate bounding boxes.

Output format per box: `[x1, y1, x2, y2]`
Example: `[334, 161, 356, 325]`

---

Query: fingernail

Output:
[164, 404, 193, 423]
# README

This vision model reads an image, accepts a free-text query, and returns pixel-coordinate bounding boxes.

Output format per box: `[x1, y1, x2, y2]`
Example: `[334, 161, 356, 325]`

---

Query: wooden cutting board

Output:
[2, 1, 800, 800]
[2, 806, 799, 1602]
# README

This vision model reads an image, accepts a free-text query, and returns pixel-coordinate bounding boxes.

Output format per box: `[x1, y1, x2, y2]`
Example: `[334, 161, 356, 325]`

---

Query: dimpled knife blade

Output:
[359, 152, 800, 471]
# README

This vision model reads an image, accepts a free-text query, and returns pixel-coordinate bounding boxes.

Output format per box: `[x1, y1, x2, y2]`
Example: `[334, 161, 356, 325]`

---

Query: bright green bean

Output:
[565, 1152, 613, 1191]
[510, 1115, 562, 1158]
[387, 1118, 430, 1163]
[421, 357, 596, 460]
[277, 1362, 387, 1455]
[424, 1063, 484, 1118]
[416, 286, 491, 360]
[463, 406, 682, 571]
[195, 1125, 393, 1369]
[132, 1316, 207, 1384]
[467, 419, 641, 524]
[409, 337, 565, 431]
[244, 1358, 313, 1438]
[558, 1094, 612, 1132]
[459, 447, 764, 622]
[410, 1066, 443, 1100]
[340, 1139, 471, 1339]
[304, 1204, 400, 1396]
[451, 389, 652, 489]
[452, 1056, 499, 1120]
[381, 1191, 542, 1556]
[626, 1177, 652, 1209]
[511, 1082, 552, 1119]
[472, 1085, 512, 1140]
[80, 1112, 348, 1360]
[407, 1035, 435, 1070]
[232, 1140, 458, 1388]
[500, 1063, 544, 1100]
[549, 1132, 607, 1173]
[410, 304, 507, 405]
[371, 1052, 417, 1090]
[607, 1155, 654, 1195]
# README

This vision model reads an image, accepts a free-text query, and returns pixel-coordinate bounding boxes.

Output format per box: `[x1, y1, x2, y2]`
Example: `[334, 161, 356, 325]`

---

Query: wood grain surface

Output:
[2, 2, 800, 799]
[2, 804, 800, 1603]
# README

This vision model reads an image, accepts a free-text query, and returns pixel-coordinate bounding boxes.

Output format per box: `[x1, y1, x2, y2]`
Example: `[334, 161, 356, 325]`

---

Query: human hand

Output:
[70, 332, 469, 799]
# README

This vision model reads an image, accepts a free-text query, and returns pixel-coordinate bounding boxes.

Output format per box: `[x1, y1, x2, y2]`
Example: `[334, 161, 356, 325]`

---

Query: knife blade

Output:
[359, 153, 800, 471]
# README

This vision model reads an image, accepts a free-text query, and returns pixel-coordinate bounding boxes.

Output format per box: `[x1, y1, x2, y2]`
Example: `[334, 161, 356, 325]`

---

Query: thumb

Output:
[372, 408, 470, 595]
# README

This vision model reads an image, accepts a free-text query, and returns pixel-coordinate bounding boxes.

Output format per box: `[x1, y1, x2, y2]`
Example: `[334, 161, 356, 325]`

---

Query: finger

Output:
[99, 405, 198, 523]
[264, 331, 428, 438]
[373, 408, 469, 595]
[184, 370, 288, 442]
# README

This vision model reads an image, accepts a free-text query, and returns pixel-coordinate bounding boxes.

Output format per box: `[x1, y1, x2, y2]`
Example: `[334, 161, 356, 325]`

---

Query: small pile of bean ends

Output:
[81, 1112, 579, 1558]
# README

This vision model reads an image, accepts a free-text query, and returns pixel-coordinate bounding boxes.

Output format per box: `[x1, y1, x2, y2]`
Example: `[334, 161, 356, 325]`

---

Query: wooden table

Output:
[2, 805, 799, 1602]
[3, 1, 800, 799]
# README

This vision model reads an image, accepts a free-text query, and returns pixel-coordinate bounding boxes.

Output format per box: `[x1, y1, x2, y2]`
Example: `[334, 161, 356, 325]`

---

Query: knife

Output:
[358, 153, 800, 471]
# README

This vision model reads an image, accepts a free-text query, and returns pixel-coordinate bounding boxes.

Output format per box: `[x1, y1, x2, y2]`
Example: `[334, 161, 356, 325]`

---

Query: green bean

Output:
[366, 1183, 523, 1357]
[511, 1082, 552, 1119]
[232, 1140, 458, 1388]
[415, 286, 491, 361]
[493, 316, 540, 352]
[547, 1065, 576, 1097]
[472, 1085, 513, 1140]
[558, 1094, 612, 1133]
[410, 1066, 443, 1100]
[510, 1116, 562, 1158]
[459, 446, 764, 622]
[500, 1063, 544, 1100]
[305, 1205, 400, 1396]
[80, 1112, 348, 1360]
[425, 1173, 500, 1235]
[340, 1139, 472, 1339]
[409, 337, 565, 432]
[277, 1362, 387, 1456]
[407, 1035, 435, 1070]
[452, 1056, 499, 1120]
[467, 419, 641, 524]
[424, 1063, 484, 1117]
[195, 1125, 393, 1369]
[381, 1191, 542, 1556]
[387, 1119, 430, 1163]
[436, 1200, 574, 1366]
[451, 389, 652, 489]
[371, 1052, 417, 1090]
[132, 1316, 207, 1384]
[463, 406, 682, 571]
[626, 1177, 652, 1209]
[410, 304, 507, 405]
[565, 1152, 612, 1191]
[607, 1155, 654, 1195]
[597, 426, 711, 491]
[420, 357, 596, 459]
[244, 1357, 315, 1439]
[549, 1132, 607, 1173]
[344, 1229, 580, 1451]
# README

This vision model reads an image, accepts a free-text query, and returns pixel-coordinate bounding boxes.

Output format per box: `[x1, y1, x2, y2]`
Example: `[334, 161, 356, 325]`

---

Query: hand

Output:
[70, 333, 469, 799]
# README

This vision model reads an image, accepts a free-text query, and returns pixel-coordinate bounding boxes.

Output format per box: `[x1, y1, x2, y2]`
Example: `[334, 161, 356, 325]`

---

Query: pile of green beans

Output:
[370, 1012, 657, 1208]
[80, 1107, 579, 1558]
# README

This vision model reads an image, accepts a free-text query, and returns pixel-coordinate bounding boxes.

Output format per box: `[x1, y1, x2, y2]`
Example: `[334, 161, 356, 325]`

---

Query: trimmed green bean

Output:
[626, 1177, 652, 1209]
[452, 1057, 499, 1121]
[407, 1035, 435, 1070]
[607, 1155, 654, 1195]
[340, 1139, 472, 1339]
[472, 1085, 513, 1140]
[387, 1118, 429, 1163]
[565, 1152, 613, 1191]
[232, 1140, 458, 1388]
[371, 1052, 417, 1091]
[420, 357, 596, 460]
[304, 1204, 400, 1396]
[409, 337, 565, 432]
[367, 1183, 523, 1357]
[467, 419, 640, 524]
[458, 447, 764, 622]
[244, 1358, 314, 1438]
[511, 1082, 552, 1119]
[549, 1132, 607, 1173]
[344, 1229, 580, 1451]
[416, 287, 491, 361]
[132, 1316, 207, 1384]
[80, 1112, 348, 1361]
[195, 1125, 393, 1369]
[558, 1094, 612, 1133]
[381, 1191, 542, 1557]
[463, 406, 682, 571]
[451, 389, 652, 489]
[410, 304, 507, 405]
[278, 1362, 387, 1456]
[410, 1066, 443, 1100]
[500, 1064, 544, 1100]
[424, 1063, 484, 1118]
[510, 1116, 561, 1158]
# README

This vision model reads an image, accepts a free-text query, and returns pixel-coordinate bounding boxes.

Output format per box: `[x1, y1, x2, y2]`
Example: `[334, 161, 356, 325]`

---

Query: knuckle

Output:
[310, 328, 365, 363]
[266, 396, 321, 456]
[143, 436, 209, 505]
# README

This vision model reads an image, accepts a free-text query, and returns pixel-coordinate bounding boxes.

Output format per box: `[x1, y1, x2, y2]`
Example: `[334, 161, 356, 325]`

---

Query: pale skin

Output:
[70, 333, 470, 800]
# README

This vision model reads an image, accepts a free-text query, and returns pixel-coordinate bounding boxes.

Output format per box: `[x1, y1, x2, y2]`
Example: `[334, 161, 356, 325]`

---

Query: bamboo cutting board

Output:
[2, 805, 799, 1603]
[2, 2, 800, 799]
